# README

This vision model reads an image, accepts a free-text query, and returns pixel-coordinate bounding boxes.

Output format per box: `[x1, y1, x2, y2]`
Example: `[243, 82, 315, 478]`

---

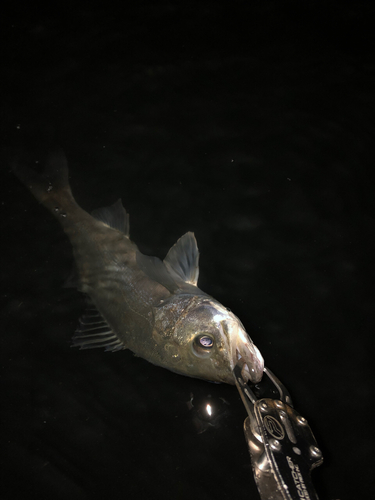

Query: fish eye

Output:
[199, 336, 213, 348]
[192, 334, 215, 357]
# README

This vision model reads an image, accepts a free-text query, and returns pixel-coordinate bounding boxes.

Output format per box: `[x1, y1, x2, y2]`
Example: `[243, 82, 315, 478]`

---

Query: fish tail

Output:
[13, 150, 74, 214]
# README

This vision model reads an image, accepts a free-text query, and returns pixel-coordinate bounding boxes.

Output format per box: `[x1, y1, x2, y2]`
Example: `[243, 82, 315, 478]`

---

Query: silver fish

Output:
[14, 152, 264, 384]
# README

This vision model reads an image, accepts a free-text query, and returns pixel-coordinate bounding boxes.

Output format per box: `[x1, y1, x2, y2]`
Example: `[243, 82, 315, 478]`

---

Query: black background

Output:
[1, 2, 374, 499]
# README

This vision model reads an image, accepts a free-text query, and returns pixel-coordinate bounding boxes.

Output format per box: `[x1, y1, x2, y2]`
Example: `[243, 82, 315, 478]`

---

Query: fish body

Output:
[14, 152, 264, 384]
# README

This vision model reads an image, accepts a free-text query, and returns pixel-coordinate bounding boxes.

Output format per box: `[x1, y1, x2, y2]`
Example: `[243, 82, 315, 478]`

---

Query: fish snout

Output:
[235, 334, 264, 384]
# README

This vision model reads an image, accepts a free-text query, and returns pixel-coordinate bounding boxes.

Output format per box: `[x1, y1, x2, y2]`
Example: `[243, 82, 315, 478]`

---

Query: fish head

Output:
[172, 298, 264, 384]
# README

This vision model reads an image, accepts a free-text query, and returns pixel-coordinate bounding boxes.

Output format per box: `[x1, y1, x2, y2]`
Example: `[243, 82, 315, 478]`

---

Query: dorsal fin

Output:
[164, 232, 199, 286]
[72, 301, 125, 352]
[91, 199, 129, 236]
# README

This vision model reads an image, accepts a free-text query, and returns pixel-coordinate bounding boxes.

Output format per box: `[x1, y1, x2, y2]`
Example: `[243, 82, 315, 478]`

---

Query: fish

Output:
[13, 151, 264, 385]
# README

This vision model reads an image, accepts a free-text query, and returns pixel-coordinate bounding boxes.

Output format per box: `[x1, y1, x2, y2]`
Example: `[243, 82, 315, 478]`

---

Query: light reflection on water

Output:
[186, 391, 231, 434]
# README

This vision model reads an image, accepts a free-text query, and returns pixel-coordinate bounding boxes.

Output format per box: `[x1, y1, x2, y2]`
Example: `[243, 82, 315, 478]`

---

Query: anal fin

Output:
[72, 303, 125, 352]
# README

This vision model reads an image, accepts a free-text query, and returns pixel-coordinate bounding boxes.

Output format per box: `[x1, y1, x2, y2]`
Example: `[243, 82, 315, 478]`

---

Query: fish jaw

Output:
[233, 328, 264, 383]
[223, 316, 264, 384]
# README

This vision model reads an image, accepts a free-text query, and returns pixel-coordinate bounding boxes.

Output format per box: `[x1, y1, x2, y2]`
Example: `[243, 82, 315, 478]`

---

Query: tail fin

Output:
[13, 150, 73, 212]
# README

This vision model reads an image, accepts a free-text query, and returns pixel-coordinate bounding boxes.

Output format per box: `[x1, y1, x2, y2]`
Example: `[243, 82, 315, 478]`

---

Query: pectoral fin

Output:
[164, 232, 199, 286]
[136, 252, 180, 293]
[136, 232, 201, 294]
[72, 303, 125, 352]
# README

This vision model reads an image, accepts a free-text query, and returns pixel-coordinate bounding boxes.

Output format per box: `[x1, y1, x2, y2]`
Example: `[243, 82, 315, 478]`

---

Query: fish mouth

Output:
[234, 331, 264, 384]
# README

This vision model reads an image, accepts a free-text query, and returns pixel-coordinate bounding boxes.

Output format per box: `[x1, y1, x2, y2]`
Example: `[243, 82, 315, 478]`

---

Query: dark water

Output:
[1, 3, 375, 499]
